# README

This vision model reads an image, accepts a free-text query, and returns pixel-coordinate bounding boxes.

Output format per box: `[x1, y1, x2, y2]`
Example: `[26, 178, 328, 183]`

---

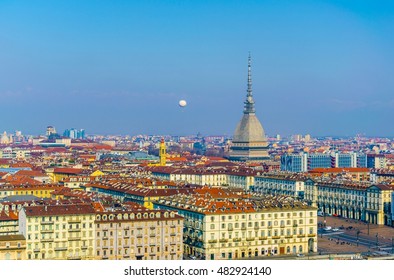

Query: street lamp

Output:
[367, 221, 370, 235]
[392, 237, 394, 255]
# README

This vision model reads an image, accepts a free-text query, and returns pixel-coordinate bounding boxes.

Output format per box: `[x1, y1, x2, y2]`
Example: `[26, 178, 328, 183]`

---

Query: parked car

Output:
[332, 228, 339, 232]
[297, 253, 305, 257]
[323, 226, 332, 231]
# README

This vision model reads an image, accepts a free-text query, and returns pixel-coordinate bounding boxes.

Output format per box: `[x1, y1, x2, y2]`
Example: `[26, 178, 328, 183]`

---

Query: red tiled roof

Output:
[23, 204, 96, 217]
[53, 168, 84, 174]
[14, 170, 47, 177]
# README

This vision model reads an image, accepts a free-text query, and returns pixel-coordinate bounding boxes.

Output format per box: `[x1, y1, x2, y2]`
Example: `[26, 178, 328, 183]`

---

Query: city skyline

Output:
[1, 1, 393, 136]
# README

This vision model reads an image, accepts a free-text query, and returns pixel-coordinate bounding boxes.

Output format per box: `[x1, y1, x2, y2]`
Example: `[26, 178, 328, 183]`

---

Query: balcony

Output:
[41, 229, 54, 233]
[102, 246, 109, 249]
[258, 237, 267, 240]
[102, 236, 109, 240]
[41, 239, 54, 243]
[33, 248, 40, 253]
[170, 233, 176, 236]
[241, 226, 247, 230]
[102, 256, 109, 260]
[136, 234, 143, 238]
[208, 240, 217, 243]
[68, 237, 81, 241]
[272, 236, 281, 240]
[170, 225, 176, 228]
[297, 234, 306, 238]
[285, 236, 293, 239]
[68, 228, 81, 232]
[81, 246, 88, 250]
[54, 247, 67, 251]
[308, 234, 316, 237]
[40, 221, 54, 225]
[232, 238, 241, 242]
[136, 244, 143, 247]
[68, 219, 81, 223]
[227, 228, 233, 231]
[149, 234, 156, 237]
[219, 238, 228, 243]
[170, 241, 177, 245]
[246, 237, 255, 241]
[67, 256, 82, 260]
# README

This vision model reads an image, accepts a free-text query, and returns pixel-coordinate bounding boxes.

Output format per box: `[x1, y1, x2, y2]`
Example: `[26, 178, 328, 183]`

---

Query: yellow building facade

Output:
[19, 204, 96, 260]
[0, 234, 26, 260]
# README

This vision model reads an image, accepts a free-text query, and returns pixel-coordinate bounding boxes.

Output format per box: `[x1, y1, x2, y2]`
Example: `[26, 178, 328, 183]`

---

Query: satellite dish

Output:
[179, 100, 187, 107]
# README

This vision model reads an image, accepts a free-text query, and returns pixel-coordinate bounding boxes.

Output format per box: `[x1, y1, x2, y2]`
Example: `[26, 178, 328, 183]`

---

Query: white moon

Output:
[179, 100, 187, 107]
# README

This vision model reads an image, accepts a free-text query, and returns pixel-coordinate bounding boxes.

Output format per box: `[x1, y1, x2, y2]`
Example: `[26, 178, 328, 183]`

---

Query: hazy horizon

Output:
[1, 1, 393, 136]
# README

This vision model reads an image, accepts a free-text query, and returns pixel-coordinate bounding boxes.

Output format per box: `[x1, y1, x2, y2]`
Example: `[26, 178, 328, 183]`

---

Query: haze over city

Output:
[3, 1, 394, 270]
[1, 1, 393, 136]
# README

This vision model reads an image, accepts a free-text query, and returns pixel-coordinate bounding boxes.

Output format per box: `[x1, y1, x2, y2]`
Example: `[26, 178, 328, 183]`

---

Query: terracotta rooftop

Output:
[23, 203, 97, 217]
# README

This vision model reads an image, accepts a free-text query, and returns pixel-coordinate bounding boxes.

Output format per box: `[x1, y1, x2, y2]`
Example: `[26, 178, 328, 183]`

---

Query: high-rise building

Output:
[228, 55, 269, 162]
[63, 128, 86, 139]
[46, 126, 56, 136]
[281, 152, 367, 172]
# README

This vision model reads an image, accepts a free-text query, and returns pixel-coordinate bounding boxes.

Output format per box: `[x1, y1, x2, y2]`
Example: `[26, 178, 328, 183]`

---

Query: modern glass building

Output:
[281, 152, 367, 172]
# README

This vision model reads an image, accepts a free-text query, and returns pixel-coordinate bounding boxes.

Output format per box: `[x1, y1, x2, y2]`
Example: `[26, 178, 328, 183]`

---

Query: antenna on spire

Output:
[244, 53, 255, 114]
[247, 52, 252, 97]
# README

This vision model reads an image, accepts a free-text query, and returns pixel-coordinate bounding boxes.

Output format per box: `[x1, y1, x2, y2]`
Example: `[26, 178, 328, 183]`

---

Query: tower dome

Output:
[228, 54, 269, 162]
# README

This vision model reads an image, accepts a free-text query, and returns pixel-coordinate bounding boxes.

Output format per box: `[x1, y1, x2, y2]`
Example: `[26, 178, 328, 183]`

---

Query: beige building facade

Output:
[19, 204, 96, 260]
[95, 209, 183, 260]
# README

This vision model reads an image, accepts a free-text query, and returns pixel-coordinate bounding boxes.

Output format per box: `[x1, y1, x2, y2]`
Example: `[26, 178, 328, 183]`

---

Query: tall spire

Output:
[244, 53, 255, 114]
[247, 52, 252, 97]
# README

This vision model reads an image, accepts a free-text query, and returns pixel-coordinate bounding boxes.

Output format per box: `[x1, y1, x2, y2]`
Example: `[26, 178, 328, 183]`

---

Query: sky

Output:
[0, 1, 393, 137]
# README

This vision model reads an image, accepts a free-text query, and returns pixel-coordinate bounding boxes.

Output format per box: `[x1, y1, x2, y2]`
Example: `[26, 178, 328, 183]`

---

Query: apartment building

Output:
[154, 187, 317, 260]
[19, 203, 96, 260]
[304, 178, 394, 226]
[95, 208, 183, 260]
[0, 234, 26, 260]
[253, 173, 308, 200]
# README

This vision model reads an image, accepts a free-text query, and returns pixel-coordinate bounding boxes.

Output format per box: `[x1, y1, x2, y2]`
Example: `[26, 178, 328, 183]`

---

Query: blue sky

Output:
[0, 1, 393, 137]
